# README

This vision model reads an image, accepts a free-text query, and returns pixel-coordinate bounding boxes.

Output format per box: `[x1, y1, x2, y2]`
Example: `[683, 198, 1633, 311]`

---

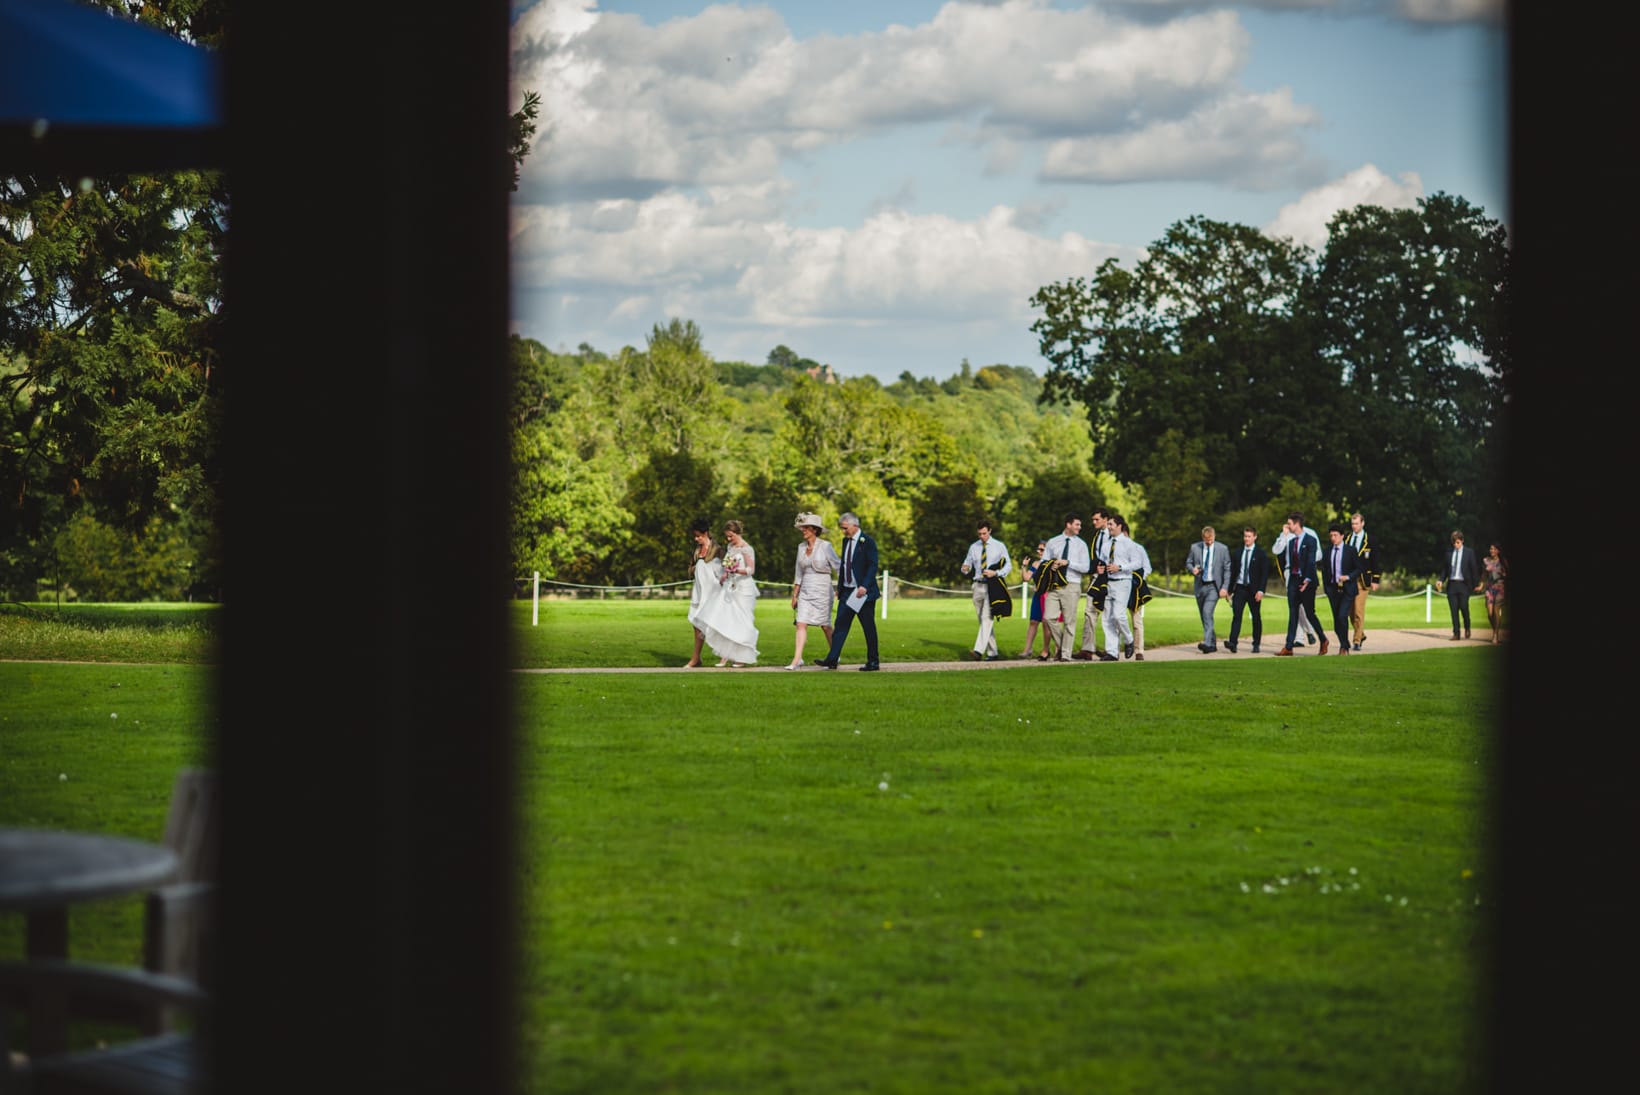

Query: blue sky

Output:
[509, 1, 1505, 380]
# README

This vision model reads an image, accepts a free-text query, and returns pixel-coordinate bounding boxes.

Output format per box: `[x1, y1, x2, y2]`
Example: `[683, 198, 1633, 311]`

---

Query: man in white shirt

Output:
[1042, 512, 1089, 663]
[1120, 517, 1152, 661]
[960, 518, 1012, 661]
[1271, 519, 1324, 648]
[1099, 514, 1142, 662]
[1075, 507, 1114, 660]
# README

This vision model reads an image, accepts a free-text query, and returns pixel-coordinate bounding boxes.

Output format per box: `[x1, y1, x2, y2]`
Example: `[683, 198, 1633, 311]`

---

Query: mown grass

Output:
[518, 652, 1495, 1093]
[512, 587, 1461, 668]
[1, 604, 1495, 1092]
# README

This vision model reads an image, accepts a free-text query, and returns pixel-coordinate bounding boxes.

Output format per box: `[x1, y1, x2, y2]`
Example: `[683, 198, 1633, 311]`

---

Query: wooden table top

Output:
[0, 828, 179, 911]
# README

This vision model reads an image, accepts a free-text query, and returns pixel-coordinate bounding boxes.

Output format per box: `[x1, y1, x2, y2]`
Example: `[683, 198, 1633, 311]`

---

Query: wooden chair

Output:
[0, 960, 205, 1094]
[143, 770, 217, 993]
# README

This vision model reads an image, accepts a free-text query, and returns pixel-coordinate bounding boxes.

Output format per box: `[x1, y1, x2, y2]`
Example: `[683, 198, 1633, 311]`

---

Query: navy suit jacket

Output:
[1319, 541, 1362, 597]
[839, 531, 880, 602]
[1282, 532, 1317, 587]
[1444, 546, 1480, 587]
[1230, 544, 1270, 591]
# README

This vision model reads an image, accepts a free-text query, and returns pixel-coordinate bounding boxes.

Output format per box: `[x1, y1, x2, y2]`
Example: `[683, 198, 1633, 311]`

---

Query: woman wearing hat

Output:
[787, 513, 839, 670]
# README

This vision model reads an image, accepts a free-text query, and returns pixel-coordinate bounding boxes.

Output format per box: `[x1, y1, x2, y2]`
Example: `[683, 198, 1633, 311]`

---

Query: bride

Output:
[694, 519, 760, 666]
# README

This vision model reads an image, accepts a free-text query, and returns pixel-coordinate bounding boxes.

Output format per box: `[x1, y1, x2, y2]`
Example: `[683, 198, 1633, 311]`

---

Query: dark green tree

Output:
[1310, 193, 1510, 572]
[617, 447, 721, 585]
[908, 476, 986, 582]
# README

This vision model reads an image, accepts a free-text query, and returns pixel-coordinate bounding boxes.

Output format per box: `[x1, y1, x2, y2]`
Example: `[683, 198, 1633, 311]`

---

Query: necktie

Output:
[1241, 547, 1251, 583]
[1333, 545, 1341, 578]
[844, 537, 854, 585]
[1204, 543, 1212, 578]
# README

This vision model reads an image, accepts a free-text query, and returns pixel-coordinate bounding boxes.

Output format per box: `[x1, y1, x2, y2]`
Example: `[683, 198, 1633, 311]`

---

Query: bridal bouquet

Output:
[721, 550, 748, 584]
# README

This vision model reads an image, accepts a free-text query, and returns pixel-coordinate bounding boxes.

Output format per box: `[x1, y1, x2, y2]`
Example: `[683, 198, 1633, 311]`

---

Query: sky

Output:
[508, 0, 1507, 380]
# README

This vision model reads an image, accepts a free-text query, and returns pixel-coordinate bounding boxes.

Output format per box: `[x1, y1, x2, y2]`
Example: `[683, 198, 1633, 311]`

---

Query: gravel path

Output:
[516, 627, 1501, 673]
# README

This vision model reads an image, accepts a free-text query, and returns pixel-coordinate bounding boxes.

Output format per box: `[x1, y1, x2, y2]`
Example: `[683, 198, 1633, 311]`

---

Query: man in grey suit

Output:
[1186, 525, 1232, 653]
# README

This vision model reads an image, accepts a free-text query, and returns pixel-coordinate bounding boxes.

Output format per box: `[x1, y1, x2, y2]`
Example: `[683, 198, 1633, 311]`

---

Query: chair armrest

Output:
[0, 960, 206, 1011]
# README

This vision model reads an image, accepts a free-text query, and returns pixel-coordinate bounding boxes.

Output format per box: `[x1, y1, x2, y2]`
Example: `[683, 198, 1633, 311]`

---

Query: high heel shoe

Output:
[717, 659, 730, 667]
[784, 660, 804, 671]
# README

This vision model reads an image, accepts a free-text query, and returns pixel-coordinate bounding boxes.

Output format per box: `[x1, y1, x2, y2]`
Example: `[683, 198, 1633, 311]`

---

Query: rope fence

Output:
[518, 570, 1450, 626]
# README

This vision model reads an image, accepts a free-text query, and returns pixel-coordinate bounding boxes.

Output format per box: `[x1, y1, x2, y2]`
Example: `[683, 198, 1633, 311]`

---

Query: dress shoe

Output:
[1096, 652, 1118, 662]
[858, 663, 881, 671]
[1036, 654, 1049, 661]
[1463, 629, 1471, 640]
[1225, 641, 1238, 654]
[1071, 650, 1095, 661]
[1351, 642, 1361, 652]
[1356, 635, 1367, 648]
[1123, 643, 1134, 658]
[1201, 645, 1217, 654]
[817, 659, 838, 669]
[1275, 648, 1294, 656]
[1319, 639, 1330, 656]
[1449, 634, 1460, 641]
[1251, 643, 1260, 654]
[1291, 638, 1306, 648]
[1337, 647, 1348, 655]
[1134, 653, 1145, 661]
[984, 652, 999, 661]
[1197, 642, 1209, 653]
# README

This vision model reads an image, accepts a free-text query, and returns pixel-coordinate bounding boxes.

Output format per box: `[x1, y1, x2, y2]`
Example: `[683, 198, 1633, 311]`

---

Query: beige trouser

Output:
[1350, 586, 1369, 643]
[971, 583, 997, 655]
[1045, 584, 1080, 661]
[1130, 604, 1145, 654]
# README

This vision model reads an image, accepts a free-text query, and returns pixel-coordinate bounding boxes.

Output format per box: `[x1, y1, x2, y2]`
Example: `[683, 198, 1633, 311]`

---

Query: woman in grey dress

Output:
[787, 512, 839, 670]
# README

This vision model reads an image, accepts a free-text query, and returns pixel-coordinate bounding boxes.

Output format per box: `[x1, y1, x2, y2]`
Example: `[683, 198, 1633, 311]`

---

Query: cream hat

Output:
[793, 512, 826, 533]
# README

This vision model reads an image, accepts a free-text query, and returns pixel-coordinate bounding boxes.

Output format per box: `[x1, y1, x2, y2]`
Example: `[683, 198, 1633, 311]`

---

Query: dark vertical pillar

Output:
[1493, 3, 1636, 1088]
[216, 6, 516, 1092]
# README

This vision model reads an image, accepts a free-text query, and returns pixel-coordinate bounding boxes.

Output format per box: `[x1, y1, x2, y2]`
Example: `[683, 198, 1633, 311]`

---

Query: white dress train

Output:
[695, 543, 760, 664]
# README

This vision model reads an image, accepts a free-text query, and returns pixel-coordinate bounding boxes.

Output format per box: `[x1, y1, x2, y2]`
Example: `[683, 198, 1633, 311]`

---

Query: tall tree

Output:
[1311, 193, 1510, 572]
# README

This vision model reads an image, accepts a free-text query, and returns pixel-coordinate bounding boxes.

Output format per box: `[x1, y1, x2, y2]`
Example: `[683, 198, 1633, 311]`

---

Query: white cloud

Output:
[511, 187, 1135, 364]
[1040, 88, 1320, 188]
[510, 0, 1314, 194]
[1261, 163, 1424, 248]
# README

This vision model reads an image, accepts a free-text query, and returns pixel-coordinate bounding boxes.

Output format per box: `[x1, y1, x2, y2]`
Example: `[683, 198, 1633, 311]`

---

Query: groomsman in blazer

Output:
[1186, 525, 1232, 653]
[1272, 519, 1324, 648]
[1225, 525, 1269, 654]
[818, 512, 881, 670]
[1319, 522, 1363, 655]
[1435, 529, 1481, 640]
[1076, 507, 1114, 659]
[1275, 511, 1328, 655]
[1346, 512, 1379, 651]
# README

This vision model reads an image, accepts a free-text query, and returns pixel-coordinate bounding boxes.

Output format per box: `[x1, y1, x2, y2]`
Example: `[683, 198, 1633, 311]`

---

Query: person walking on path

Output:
[1320, 523, 1363, 655]
[1225, 525, 1269, 654]
[1186, 525, 1232, 653]
[1119, 517, 1152, 660]
[684, 518, 722, 668]
[1098, 514, 1142, 662]
[1018, 540, 1061, 660]
[817, 512, 881, 670]
[1346, 512, 1379, 651]
[1078, 507, 1114, 659]
[1482, 541, 1508, 643]
[1435, 530, 1481, 640]
[1276, 511, 1327, 656]
[960, 518, 1012, 661]
[1042, 513, 1090, 664]
[787, 513, 839, 670]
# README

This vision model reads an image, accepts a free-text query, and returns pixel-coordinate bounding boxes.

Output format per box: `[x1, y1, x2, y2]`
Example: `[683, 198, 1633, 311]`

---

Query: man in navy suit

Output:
[818, 511, 881, 670]
[1319, 523, 1363, 655]
[1436, 529, 1481, 640]
[1275, 511, 1327, 655]
[1225, 525, 1269, 654]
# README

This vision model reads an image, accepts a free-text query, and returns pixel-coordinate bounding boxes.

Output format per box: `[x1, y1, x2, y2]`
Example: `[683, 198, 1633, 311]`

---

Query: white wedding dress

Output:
[694, 543, 760, 664]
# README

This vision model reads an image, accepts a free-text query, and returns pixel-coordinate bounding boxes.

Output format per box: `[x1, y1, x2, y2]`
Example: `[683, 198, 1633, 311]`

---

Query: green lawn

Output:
[513, 587, 1458, 668]
[1, 603, 1495, 1093]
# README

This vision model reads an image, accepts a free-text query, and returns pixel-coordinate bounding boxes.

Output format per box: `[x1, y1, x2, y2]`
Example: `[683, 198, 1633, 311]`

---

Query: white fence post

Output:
[532, 571, 540, 626]
[881, 571, 889, 619]
[1425, 583, 1432, 623]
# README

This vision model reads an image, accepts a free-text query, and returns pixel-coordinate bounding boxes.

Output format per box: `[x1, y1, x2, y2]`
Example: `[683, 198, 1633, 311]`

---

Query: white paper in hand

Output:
[846, 585, 868, 613]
